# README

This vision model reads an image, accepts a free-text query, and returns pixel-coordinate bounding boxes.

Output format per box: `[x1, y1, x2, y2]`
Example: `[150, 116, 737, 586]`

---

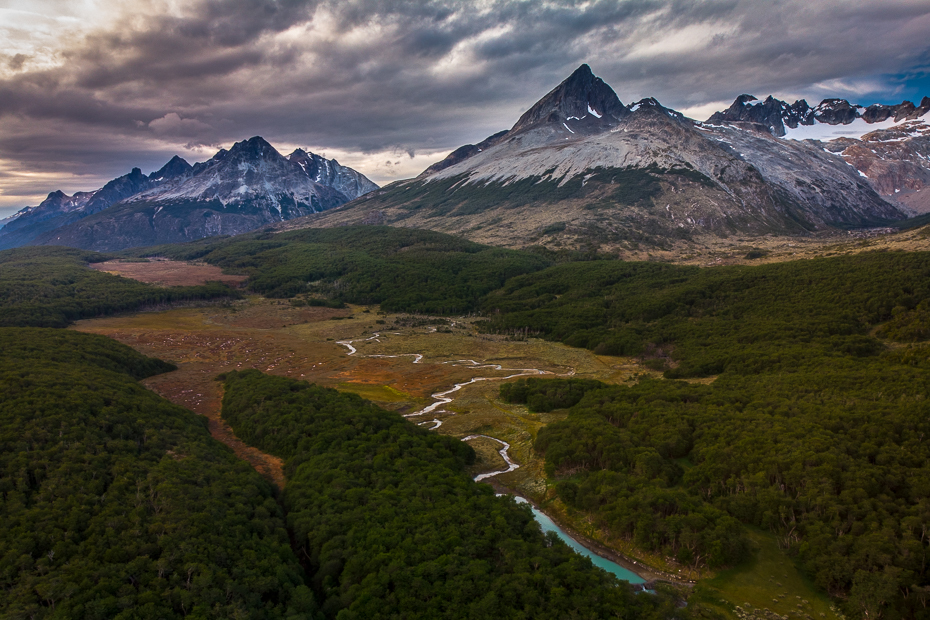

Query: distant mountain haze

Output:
[0, 137, 377, 251]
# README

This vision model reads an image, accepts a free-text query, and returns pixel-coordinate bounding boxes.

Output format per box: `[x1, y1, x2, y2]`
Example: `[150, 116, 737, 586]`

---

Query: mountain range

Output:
[708, 93, 930, 213]
[4, 64, 929, 253]
[282, 65, 927, 251]
[0, 138, 377, 251]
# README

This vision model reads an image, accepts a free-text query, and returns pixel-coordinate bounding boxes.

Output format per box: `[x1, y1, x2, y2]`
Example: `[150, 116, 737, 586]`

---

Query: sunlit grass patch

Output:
[334, 382, 417, 403]
[693, 528, 841, 620]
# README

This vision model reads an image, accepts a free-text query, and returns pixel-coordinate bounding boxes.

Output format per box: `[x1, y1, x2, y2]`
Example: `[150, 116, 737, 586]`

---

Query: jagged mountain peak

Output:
[287, 148, 379, 199]
[150, 155, 191, 182]
[3, 137, 379, 252]
[287, 147, 343, 169]
[226, 136, 279, 159]
[287, 148, 324, 165]
[628, 97, 686, 121]
[709, 93, 930, 138]
[314, 67, 909, 249]
[509, 63, 630, 134]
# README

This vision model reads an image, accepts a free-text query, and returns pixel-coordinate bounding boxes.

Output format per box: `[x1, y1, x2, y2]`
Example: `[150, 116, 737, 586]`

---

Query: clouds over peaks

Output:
[1, 0, 930, 210]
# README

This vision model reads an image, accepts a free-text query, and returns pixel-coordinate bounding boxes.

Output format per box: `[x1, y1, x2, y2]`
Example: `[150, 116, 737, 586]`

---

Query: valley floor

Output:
[71, 294, 841, 620]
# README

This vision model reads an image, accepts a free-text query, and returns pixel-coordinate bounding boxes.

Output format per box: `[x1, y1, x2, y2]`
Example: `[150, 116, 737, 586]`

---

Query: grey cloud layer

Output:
[2, 0, 930, 206]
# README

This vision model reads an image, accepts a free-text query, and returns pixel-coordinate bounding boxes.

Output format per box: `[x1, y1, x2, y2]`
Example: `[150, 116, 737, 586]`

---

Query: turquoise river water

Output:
[515, 498, 646, 584]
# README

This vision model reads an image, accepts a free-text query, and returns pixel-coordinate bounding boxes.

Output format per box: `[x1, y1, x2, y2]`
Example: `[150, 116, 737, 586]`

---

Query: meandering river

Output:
[336, 331, 648, 585]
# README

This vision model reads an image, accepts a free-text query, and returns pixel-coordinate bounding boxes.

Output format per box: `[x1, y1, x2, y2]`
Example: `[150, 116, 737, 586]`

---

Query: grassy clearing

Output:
[693, 529, 842, 620]
[335, 382, 421, 404]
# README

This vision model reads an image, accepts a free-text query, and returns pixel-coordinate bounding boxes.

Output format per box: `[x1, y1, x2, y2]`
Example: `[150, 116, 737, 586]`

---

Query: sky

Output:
[2, 0, 930, 218]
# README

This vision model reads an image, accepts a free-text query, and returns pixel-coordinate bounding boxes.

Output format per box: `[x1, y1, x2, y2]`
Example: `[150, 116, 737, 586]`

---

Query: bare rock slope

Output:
[281, 65, 906, 251]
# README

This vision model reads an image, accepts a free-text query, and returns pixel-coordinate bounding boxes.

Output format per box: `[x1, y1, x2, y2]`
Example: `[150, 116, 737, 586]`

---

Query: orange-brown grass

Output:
[89, 258, 248, 287]
[143, 367, 286, 489]
[72, 299, 634, 482]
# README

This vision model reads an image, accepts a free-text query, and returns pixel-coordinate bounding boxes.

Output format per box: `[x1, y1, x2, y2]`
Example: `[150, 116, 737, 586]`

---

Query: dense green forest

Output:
[503, 369, 930, 620]
[0, 324, 687, 619]
[480, 251, 930, 376]
[0, 247, 237, 328]
[493, 252, 930, 620]
[8, 228, 930, 618]
[220, 370, 681, 620]
[0, 329, 315, 619]
[136, 226, 553, 313]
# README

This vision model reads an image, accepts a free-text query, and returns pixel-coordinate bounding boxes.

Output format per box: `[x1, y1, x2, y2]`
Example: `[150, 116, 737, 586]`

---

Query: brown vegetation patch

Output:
[89, 258, 248, 287]
[143, 367, 286, 489]
[70, 302, 641, 517]
[207, 300, 350, 329]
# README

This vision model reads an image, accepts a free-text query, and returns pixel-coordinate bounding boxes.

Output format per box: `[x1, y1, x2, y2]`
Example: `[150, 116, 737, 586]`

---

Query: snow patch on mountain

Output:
[783, 116, 927, 142]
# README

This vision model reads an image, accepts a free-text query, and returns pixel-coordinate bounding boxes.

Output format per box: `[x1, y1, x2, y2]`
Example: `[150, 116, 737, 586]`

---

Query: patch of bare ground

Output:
[281, 206, 930, 266]
[89, 258, 249, 287]
[143, 369, 286, 489]
[617, 225, 930, 266]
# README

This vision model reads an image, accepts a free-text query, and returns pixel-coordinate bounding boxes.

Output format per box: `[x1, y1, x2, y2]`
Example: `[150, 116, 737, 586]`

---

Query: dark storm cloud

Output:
[2, 0, 930, 208]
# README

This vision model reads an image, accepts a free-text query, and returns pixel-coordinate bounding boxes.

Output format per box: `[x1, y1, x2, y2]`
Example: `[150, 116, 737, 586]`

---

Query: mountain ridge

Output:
[0, 137, 377, 252]
[707, 93, 930, 212]
[708, 93, 930, 137]
[278, 65, 910, 252]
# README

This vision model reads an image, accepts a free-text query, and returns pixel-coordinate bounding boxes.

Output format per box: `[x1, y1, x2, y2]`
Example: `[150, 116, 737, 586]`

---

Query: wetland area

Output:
[67, 259, 848, 618]
[71, 293, 657, 574]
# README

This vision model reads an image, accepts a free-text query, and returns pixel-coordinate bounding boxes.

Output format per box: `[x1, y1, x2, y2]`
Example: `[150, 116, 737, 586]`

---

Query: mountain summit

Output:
[281, 65, 908, 252]
[509, 64, 630, 134]
[0, 161, 191, 250]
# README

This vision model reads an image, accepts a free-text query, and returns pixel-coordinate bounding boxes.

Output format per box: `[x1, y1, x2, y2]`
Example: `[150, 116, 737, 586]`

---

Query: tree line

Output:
[0, 247, 238, 328]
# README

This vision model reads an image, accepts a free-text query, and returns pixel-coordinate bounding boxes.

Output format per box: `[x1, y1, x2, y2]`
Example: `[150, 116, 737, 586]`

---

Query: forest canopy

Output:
[219, 370, 678, 620]
[480, 251, 930, 376]
[0, 328, 314, 619]
[494, 249, 930, 620]
[135, 226, 553, 314]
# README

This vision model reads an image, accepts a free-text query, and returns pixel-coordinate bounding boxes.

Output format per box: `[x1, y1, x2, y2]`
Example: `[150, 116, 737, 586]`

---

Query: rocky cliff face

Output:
[287, 149, 379, 200]
[509, 63, 631, 135]
[825, 122, 930, 213]
[19, 137, 376, 252]
[708, 95, 930, 212]
[118, 136, 351, 219]
[280, 65, 906, 251]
